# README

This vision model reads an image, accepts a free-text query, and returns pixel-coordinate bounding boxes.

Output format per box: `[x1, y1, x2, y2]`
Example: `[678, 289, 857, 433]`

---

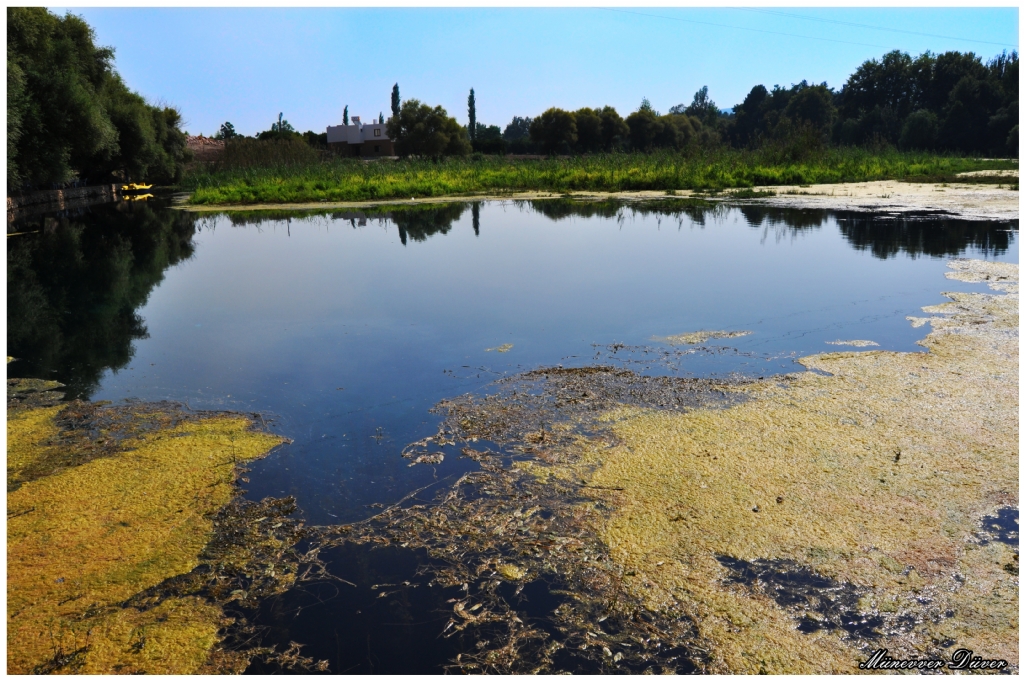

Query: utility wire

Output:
[736, 8, 1018, 50]
[600, 8, 891, 50]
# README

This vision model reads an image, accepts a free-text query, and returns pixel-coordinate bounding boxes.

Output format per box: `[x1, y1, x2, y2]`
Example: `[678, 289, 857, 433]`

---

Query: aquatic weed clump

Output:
[6, 387, 329, 674]
[320, 258, 1017, 673]
[581, 258, 1018, 672]
[319, 367, 750, 672]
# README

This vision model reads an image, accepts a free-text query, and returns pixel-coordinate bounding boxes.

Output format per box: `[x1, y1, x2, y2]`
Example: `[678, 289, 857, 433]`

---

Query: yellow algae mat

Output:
[582, 258, 1018, 672]
[5, 391, 316, 674]
[329, 258, 1017, 673]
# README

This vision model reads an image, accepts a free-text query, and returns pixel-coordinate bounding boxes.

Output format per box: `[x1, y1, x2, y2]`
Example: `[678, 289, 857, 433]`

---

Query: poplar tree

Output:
[343, 105, 349, 125]
[391, 84, 400, 118]
[468, 88, 477, 142]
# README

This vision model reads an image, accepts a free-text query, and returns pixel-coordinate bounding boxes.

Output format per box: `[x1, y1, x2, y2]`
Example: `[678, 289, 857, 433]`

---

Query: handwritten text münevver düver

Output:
[859, 649, 1008, 671]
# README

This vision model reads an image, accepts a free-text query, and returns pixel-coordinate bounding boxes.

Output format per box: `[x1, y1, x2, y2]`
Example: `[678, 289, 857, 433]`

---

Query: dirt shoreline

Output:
[173, 179, 1019, 221]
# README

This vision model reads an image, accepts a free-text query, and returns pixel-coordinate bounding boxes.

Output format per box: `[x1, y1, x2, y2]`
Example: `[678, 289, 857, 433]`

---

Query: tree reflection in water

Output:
[7, 200, 198, 399]
[8, 198, 1015, 400]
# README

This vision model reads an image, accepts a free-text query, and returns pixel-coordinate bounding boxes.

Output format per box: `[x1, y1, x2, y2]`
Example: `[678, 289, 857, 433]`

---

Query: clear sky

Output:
[54, 7, 1019, 137]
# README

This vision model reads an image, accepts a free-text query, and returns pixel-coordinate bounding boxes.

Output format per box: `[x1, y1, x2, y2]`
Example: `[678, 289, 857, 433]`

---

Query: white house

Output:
[326, 116, 394, 157]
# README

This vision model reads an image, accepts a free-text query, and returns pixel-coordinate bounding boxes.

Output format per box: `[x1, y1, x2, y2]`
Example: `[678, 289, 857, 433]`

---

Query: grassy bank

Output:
[183, 148, 1017, 205]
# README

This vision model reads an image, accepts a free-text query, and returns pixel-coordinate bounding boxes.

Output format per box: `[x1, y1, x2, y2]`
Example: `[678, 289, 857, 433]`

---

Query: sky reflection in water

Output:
[7, 200, 1017, 525]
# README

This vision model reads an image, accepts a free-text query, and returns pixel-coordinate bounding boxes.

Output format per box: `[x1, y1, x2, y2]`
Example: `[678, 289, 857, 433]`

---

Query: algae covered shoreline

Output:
[174, 177, 1020, 223]
[6, 384, 327, 674]
[6, 257, 1018, 674]
[315, 257, 1018, 673]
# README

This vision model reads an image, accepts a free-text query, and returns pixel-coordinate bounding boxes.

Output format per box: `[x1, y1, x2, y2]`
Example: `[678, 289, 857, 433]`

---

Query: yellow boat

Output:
[120, 183, 153, 192]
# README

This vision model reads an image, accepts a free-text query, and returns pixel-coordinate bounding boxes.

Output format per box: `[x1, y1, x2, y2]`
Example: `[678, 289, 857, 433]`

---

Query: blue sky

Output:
[56, 7, 1019, 137]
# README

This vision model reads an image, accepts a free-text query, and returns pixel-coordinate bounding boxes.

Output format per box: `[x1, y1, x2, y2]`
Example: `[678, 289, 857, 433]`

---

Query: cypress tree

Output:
[379, 112, 384, 124]
[468, 88, 477, 142]
[343, 105, 349, 126]
[391, 84, 400, 118]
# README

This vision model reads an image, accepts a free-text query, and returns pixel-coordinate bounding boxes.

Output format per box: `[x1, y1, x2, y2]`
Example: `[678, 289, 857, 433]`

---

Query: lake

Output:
[7, 197, 1017, 672]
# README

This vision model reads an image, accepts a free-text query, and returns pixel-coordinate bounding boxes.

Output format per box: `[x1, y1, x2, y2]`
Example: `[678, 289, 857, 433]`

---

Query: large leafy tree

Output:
[598, 106, 629, 151]
[386, 99, 471, 157]
[835, 49, 1017, 154]
[529, 108, 577, 155]
[573, 108, 603, 153]
[7, 7, 190, 189]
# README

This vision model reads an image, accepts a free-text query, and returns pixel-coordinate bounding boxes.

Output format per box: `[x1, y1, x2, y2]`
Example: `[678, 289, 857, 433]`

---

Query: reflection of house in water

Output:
[326, 116, 394, 158]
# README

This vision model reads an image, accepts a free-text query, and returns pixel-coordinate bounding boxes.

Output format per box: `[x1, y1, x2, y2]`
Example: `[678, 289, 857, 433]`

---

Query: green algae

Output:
[6, 387, 327, 674]
[585, 259, 1018, 672]
[328, 257, 1017, 673]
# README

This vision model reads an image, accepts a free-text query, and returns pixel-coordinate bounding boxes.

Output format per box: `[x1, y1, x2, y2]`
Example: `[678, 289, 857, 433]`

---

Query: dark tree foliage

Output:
[626, 108, 699, 152]
[598, 107, 629, 151]
[215, 122, 237, 140]
[625, 109, 662, 151]
[468, 88, 477, 142]
[530, 108, 577, 155]
[343, 105, 349, 126]
[472, 124, 506, 154]
[7, 7, 190, 189]
[386, 99, 471, 158]
[683, 86, 720, 124]
[502, 116, 532, 142]
[391, 83, 400, 119]
[833, 49, 1017, 154]
[729, 81, 835, 151]
[302, 130, 328, 149]
[574, 108, 603, 153]
[256, 114, 300, 142]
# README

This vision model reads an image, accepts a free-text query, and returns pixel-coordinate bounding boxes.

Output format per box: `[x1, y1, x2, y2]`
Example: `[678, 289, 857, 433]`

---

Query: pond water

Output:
[7, 198, 1018, 672]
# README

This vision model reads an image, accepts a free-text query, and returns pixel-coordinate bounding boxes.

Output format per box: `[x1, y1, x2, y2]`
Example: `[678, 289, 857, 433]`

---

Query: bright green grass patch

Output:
[183, 149, 1017, 206]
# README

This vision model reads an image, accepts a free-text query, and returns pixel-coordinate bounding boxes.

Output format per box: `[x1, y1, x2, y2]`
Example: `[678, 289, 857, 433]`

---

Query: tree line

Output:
[8, 5, 1018, 191]
[380, 48, 1017, 159]
[7, 7, 190, 191]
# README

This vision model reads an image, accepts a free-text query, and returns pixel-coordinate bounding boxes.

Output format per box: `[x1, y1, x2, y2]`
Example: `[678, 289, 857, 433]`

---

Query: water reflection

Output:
[7, 199, 1016, 402]
[215, 200, 1018, 260]
[7, 201, 198, 399]
[835, 213, 1015, 259]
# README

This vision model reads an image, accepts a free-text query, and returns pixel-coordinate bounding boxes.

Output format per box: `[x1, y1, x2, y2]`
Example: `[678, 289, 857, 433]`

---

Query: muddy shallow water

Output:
[7, 198, 1018, 672]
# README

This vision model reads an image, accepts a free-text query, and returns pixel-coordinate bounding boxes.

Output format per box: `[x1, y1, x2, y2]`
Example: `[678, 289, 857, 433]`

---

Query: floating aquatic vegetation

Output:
[316, 367, 750, 672]
[6, 386, 329, 674]
[323, 258, 1017, 673]
[486, 343, 514, 353]
[582, 259, 1018, 672]
[825, 339, 880, 347]
[653, 330, 752, 345]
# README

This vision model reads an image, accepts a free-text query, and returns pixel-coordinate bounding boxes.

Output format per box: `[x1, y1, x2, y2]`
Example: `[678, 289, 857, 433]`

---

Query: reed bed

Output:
[182, 147, 1016, 205]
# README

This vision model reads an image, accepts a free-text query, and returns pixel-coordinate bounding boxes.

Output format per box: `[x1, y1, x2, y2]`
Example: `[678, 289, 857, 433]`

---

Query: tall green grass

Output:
[182, 148, 1016, 206]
